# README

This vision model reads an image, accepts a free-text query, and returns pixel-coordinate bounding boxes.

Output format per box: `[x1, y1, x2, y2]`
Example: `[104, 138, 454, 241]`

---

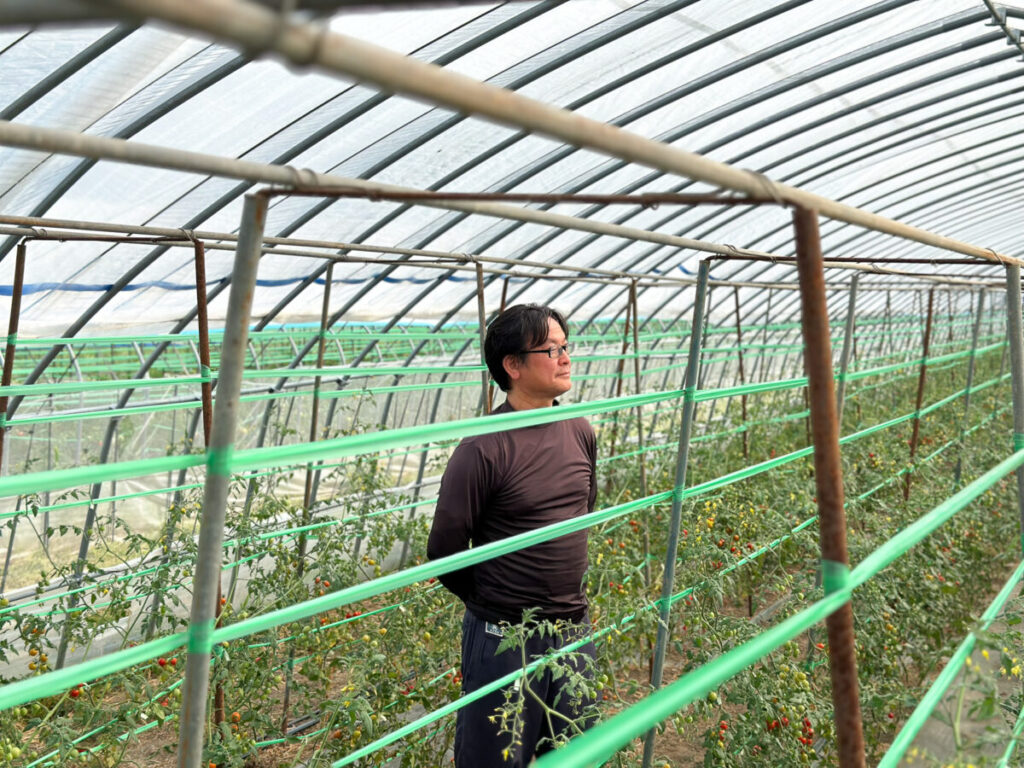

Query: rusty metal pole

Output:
[193, 240, 214, 444]
[733, 286, 748, 459]
[191, 239, 226, 728]
[946, 290, 955, 387]
[792, 206, 866, 768]
[486, 276, 509, 413]
[475, 262, 489, 415]
[0, 242, 27, 473]
[954, 289, 985, 488]
[903, 289, 935, 501]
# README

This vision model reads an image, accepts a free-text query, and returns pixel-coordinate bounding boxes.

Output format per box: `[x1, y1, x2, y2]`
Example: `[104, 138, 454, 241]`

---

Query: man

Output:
[427, 303, 598, 767]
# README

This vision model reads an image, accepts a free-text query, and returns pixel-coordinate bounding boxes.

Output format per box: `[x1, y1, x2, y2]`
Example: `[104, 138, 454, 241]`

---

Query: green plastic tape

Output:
[187, 618, 216, 655]
[206, 446, 234, 476]
[1015, 433, 1024, 452]
[6, 333, 16, 346]
[0, 632, 187, 712]
[821, 559, 851, 596]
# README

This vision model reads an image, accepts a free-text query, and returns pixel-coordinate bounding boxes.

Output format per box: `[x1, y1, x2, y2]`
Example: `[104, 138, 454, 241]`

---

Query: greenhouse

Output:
[2, 0, 1024, 766]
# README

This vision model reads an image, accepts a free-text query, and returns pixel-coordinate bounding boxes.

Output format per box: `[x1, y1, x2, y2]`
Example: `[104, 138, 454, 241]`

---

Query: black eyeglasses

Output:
[521, 343, 571, 359]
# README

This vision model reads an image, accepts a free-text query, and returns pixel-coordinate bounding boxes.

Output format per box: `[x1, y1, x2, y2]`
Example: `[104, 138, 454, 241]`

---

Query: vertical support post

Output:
[605, 288, 633, 492]
[629, 280, 651, 586]
[191, 238, 226, 727]
[946, 290, 955, 386]
[486, 276, 509, 413]
[835, 274, 859, 427]
[903, 289, 935, 501]
[0, 242, 27, 473]
[733, 286, 748, 459]
[475, 262, 489, 415]
[193, 240, 214, 445]
[280, 261, 334, 734]
[178, 193, 266, 768]
[758, 287, 772, 383]
[1003, 266, 1024, 557]
[953, 289, 984, 488]
[0, 243, 26, 596]
[640, 260, 710, 768]
[792, 206, 866, 768]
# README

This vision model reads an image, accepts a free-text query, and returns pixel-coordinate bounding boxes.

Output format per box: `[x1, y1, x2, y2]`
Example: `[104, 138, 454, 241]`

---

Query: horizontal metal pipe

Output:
[0, 120, 791, 263]
[0, 223, 992, 291]
[284, 187, 780, 206]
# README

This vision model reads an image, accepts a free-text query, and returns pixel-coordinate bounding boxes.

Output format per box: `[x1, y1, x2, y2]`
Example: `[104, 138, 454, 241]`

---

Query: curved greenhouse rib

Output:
[355, 25, 1022, 332]
[0, 25, 137, 122]
[113, 0, 1023, 263]
[0, 49, 246, 263]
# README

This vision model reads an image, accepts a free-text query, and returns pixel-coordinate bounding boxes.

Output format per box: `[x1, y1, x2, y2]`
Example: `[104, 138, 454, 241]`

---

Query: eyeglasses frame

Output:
[519, 343, 571, 359]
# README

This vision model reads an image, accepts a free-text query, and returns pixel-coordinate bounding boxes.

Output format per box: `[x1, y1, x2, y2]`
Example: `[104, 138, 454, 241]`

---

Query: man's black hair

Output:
[484, 304, 568, 392]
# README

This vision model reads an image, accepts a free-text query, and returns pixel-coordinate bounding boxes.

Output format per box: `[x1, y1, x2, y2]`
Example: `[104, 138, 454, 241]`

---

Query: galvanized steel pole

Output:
[733, 286, 749, 460]
[641, 259, 710, 768]
[1003, 266, 1024, 557]
[835, 274, 859, 427]
[792, 206, 866, 768]
[629, 280, 651, 586]
[0, 244, 27, 594]
[281, 260, 334, 733]
[178, 193, 266, 768]
[0, 242, 27, 473]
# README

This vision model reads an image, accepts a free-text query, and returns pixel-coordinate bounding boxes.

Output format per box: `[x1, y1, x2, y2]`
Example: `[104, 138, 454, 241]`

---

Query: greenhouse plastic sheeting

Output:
[0, 0, 1018, 338]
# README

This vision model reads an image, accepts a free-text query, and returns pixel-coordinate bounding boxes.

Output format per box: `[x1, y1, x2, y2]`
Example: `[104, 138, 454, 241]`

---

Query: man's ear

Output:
[502, 354, 521, 383]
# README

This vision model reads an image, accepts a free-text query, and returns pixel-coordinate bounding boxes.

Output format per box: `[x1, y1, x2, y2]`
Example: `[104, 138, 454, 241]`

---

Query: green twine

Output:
[1014, 433, 1024, 452]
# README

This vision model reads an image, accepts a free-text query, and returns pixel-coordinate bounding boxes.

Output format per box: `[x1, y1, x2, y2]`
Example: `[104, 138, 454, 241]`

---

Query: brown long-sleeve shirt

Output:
[427, 400, 597, 624]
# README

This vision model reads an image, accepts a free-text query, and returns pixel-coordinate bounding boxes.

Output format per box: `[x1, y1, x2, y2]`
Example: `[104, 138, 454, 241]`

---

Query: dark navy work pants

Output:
[454, 609, 597, 768]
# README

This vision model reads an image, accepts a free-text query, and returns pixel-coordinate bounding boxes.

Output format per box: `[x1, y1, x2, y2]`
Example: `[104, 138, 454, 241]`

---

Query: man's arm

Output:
[427, 440, 492, 604]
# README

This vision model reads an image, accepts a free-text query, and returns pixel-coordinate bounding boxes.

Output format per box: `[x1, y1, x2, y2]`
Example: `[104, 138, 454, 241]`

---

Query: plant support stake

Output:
[793, 205, 866, 768]
[954, 289, 984, 487]
[0, 242, 26, 594]
[904, 289, 935, 501]
[641, 259, 710, 768]
[178, 193, 266, 768]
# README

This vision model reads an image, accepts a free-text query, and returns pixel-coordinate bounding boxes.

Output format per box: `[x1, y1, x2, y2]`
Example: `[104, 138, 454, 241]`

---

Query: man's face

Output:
[505, 317, 572, 402]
